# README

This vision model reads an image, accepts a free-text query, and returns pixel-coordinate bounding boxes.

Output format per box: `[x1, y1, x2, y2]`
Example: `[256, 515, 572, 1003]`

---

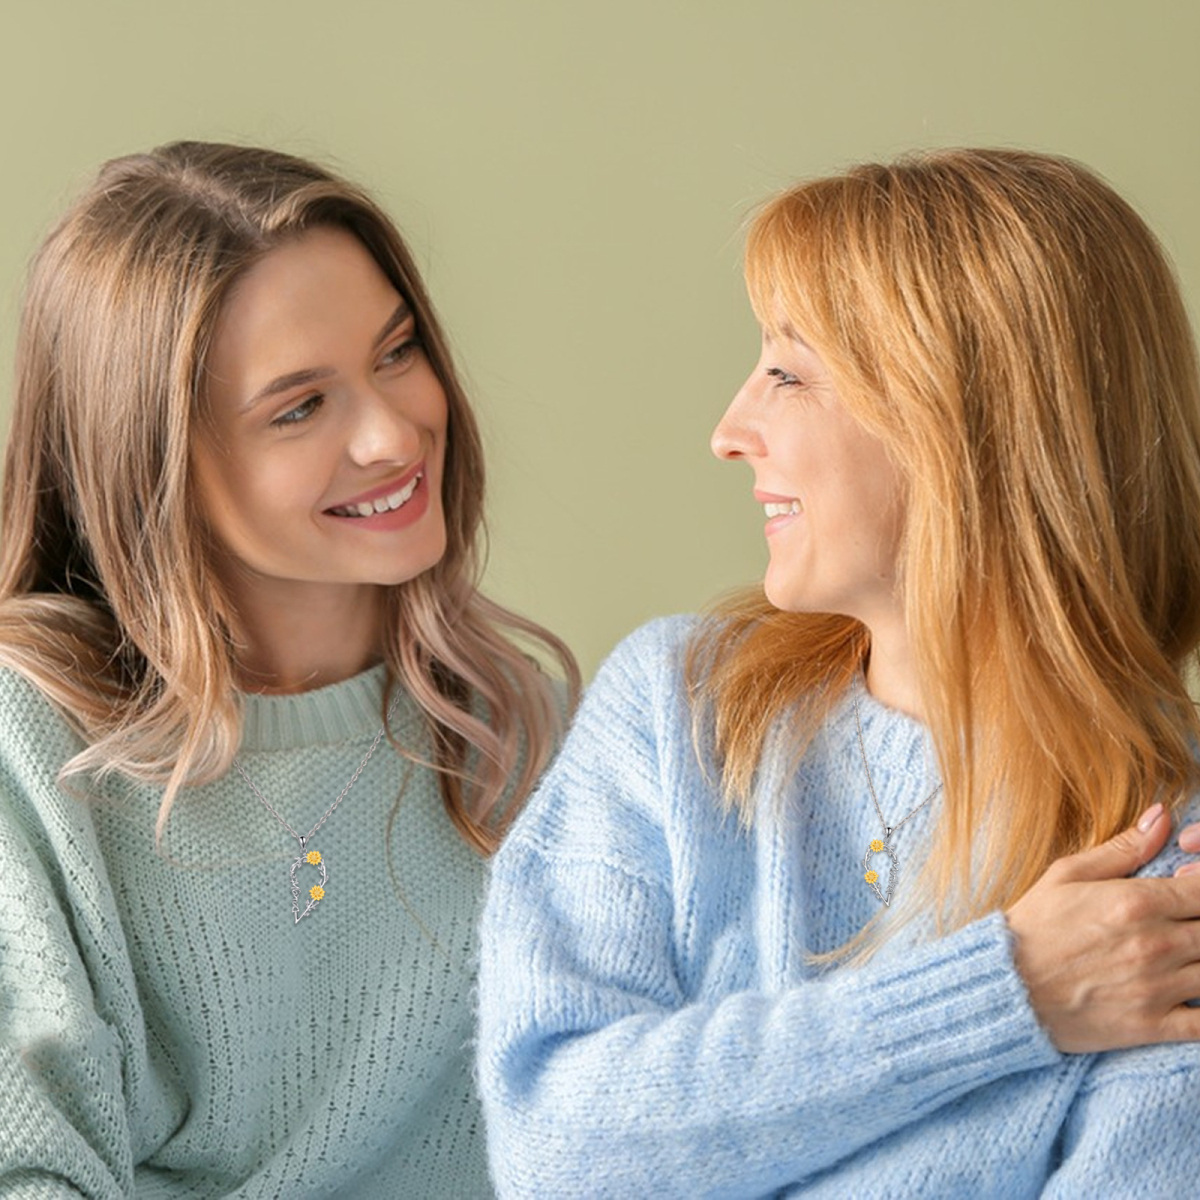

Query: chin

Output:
[377, 547, 449, 588]
[762, 574, 804, 613]
[762, 582, 842, 618]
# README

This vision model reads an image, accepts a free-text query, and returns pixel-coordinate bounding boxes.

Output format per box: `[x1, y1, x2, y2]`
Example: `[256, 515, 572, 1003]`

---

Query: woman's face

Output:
[192, 227, 448, 612]
[711, 322, 905, 629]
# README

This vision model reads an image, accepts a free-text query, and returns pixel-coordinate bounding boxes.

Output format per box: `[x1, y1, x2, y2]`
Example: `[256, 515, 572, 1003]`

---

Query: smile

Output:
[764, 500, 801, 518]
[328, 472, 423, 518]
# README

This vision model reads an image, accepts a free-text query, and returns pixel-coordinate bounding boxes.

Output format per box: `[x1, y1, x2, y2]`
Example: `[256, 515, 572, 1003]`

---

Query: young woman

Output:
[0, 142, 577, 1196]
[478, 149, 1200, 1196]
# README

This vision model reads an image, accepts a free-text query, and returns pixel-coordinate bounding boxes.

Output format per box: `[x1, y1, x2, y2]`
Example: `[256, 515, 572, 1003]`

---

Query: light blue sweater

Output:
[478, 617, 1200, 1198]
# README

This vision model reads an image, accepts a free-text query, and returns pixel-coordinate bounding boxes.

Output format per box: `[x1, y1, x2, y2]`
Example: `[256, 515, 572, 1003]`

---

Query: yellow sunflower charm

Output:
[290, 843, 330, 923]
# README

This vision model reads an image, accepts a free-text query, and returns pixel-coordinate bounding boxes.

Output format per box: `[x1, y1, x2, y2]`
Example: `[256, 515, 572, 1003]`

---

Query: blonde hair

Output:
[691, 148, 1200, 945]
[0, 140, 579, 853]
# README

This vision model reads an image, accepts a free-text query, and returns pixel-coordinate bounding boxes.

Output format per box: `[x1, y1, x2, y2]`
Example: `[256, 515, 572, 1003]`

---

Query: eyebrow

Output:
[241, 300, 415, 411]
[777, 321, 813, 352]
[372, 300, 415, 350]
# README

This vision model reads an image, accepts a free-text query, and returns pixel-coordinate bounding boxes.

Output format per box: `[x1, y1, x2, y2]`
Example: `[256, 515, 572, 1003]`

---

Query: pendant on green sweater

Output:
[862, 830, 898, 907]
[290, 837, 328, 922]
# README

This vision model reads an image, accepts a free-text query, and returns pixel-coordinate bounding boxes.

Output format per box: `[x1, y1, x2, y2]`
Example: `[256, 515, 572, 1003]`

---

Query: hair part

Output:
[691, 148, 1200, 954]
[1, 140, 579, 853]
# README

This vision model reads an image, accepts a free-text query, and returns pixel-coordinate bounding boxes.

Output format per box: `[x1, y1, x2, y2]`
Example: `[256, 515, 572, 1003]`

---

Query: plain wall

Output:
[1, 0, 1197, 677]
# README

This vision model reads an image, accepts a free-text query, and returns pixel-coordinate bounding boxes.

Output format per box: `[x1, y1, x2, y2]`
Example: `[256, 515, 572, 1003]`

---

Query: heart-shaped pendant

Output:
[290, 844, 328, 923]
[862, 830, 899, 907]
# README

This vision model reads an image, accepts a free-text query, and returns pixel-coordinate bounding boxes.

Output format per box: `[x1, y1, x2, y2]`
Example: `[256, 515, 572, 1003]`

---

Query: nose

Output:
[710, 380, 763, 461]
[347, 387, 423, 467]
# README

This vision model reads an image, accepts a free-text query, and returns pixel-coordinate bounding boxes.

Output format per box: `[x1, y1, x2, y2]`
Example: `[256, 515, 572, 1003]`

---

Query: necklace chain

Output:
[234, 719, 391, 845]
[852, 687, 942, 907]
[233, 698, 397, 923]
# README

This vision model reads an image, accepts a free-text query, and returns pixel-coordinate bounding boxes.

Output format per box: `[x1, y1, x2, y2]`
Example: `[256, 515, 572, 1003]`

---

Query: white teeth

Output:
[331, 473, 423, 518]
[764, 500, 801, 518]
[388, 475, 420, 508]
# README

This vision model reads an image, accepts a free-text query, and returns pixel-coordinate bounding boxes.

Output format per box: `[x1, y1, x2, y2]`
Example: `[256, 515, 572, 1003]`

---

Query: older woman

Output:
[478, 149, 1200, 1197]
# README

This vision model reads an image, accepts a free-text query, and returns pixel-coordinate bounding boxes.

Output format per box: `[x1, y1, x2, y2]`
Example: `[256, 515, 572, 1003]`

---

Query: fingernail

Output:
[1179, 823, 1200, 853]
[1175, 861, 1200, 877]
[1137, 802, 1165, 833]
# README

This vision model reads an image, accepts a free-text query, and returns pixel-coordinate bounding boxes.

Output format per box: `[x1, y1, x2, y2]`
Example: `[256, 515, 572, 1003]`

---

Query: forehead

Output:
[758, 313, 823, 367]
[222, 226, 397, 324]
[205, 228, 403, 389]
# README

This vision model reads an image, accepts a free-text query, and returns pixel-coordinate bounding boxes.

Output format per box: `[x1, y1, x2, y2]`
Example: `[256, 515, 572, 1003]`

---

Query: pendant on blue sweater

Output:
[862, 828, 899, 907]
[290, 837, 328, 923]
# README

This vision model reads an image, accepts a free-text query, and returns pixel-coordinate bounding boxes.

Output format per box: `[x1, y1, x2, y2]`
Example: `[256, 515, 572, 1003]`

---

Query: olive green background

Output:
[1, 1, 1197, 677]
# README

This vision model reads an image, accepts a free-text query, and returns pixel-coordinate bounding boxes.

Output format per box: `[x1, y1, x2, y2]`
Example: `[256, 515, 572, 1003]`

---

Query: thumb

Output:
[1056, 801, 1171, 883]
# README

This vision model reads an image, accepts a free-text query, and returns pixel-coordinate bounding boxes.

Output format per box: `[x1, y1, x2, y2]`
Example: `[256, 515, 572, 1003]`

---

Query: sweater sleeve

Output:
[0, 685, 135, 1196]
[1041, 1048, 1200, 1195]
[1041, 815, 1200, 1197]
[477, 621, 1061, 1199]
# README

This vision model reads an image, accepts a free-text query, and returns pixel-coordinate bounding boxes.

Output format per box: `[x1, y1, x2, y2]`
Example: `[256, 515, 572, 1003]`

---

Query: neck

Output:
[226, 578, 386, 694]
[863, 610, 923, 721]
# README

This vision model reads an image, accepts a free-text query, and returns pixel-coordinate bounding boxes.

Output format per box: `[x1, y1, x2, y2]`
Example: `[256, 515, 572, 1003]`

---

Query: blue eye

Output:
[271, 395, 323, 427]
[765, 366, 802, 387]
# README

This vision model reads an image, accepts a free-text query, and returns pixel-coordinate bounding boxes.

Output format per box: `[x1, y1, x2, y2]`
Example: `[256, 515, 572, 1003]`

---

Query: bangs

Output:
[743, 194, 811, 337]
[742, 182, 853, 365]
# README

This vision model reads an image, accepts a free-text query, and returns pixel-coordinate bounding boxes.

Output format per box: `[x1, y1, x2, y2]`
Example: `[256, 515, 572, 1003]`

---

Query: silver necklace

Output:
[852, 689, 942, 907]
[234, 703, 395, 924]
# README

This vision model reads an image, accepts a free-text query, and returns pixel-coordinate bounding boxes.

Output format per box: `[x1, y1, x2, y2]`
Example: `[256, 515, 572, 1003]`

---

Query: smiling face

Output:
[192, 226, 448, 625]
[711, 324, 905, 629]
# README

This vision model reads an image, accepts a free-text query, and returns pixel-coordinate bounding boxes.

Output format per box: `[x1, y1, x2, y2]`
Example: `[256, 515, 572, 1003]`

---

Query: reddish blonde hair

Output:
[691, 149, 1200, 940]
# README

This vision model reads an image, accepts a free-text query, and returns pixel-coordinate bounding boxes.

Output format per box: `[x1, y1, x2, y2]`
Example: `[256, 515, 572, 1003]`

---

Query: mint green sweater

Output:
[0, 664, 492, 1196]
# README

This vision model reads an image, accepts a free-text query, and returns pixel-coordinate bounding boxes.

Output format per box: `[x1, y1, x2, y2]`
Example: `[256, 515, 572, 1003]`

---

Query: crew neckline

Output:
[824, 677, 937, 784]
[237, 663, 418, 752]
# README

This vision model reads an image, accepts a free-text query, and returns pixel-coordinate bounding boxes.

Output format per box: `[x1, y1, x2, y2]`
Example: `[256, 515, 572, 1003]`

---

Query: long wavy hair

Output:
[689, 148, 1200, 946]
[0, 140, 579, 853]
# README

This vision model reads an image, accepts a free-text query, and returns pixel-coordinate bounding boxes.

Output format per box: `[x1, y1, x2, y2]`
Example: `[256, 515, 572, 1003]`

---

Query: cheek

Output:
[426, 388, 451, 447]
[190, 440, 234, 528]
[196, 454, 251, 523]
[860, 471, 906, 575]
[192, 441, 291, 542]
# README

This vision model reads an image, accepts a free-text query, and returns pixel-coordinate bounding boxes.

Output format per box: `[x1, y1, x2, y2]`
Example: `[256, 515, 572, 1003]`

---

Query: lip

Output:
[753, 488, 802, 537]
[326, 460, 425, 512]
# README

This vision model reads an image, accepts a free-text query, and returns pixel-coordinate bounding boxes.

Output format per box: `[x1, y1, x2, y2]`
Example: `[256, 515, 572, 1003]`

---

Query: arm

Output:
[1039, 804, 1200, 1194]
[481, 852, 1054, 1198]
[1042, 1047, 1200, 1195]
[0, 686, 137, 1197]
[0, 804, 135, 1198]
[477, 623, 1060, 1198]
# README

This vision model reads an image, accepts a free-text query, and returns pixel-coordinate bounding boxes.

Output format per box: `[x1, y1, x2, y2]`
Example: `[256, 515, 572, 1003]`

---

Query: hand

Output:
[1005, 802, 1200, 1054]
[1178, 819, 1200, 870]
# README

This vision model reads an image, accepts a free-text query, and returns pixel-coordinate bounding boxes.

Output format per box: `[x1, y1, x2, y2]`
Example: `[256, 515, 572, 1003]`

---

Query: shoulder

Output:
[584, 614, 700, 717]
[497, 616, 707, 871]
[0, 666, 84, 769]
[567, 615, 703, 763]
[0, 666, 95, 851]
[594, 613, 699, 678]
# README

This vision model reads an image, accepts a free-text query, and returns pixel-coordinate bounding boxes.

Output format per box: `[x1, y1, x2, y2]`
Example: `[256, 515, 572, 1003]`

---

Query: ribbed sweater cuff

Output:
[854, 912, 1060, 1092]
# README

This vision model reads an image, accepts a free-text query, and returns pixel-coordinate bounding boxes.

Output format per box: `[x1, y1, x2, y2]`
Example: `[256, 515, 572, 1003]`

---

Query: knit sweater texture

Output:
[478, 616, 1200, 1198]
[0, 663, 492, 1197]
